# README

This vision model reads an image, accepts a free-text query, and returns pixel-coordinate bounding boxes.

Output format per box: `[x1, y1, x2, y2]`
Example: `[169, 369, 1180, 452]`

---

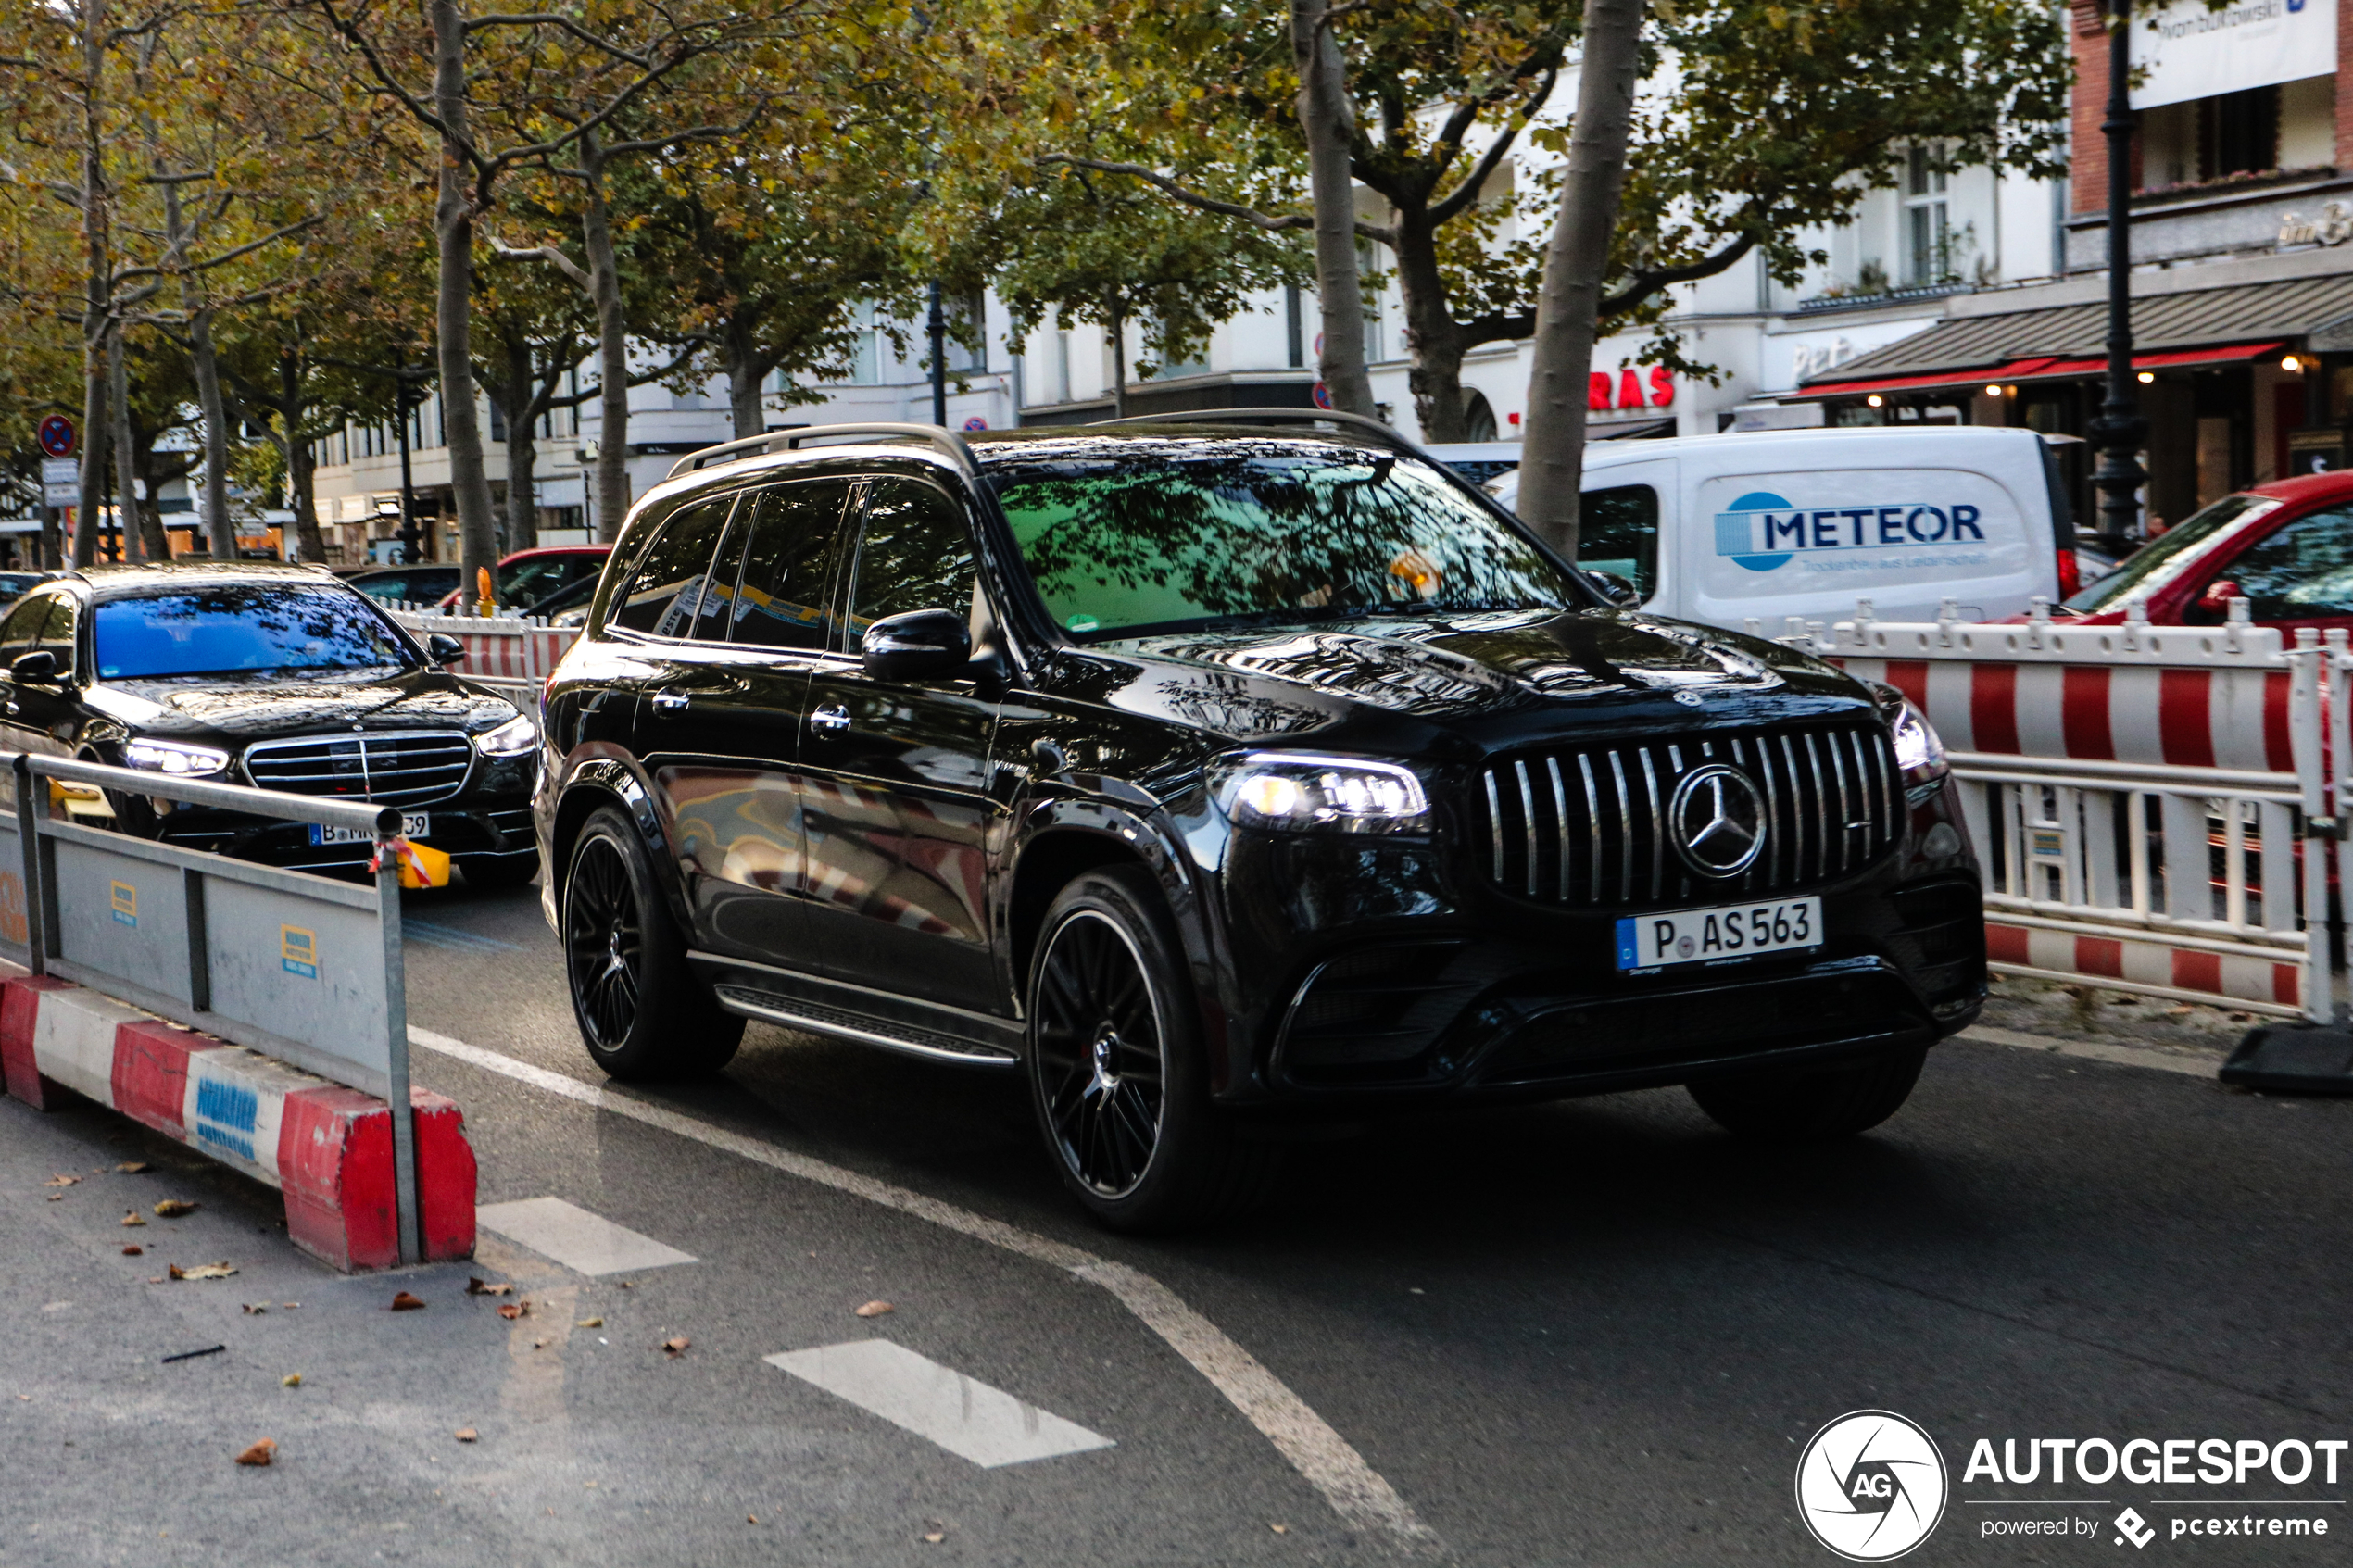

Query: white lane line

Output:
[1957, 1024, 2219, 1079]
[767, 1338, 1115, 1467]
[476, 1196, 698, 1276]
[409, 1026, 1434, 1546]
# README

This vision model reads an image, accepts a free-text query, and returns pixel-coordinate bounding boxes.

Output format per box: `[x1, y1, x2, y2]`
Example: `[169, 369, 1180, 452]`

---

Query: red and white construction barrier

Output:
[1794, 603, 2329, 1022]
[386, 608, 575, 685]
[0, 972, 475, 1271]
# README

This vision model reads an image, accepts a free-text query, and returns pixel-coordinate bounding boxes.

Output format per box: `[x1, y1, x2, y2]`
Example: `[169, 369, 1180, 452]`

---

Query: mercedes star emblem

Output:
[1669, 764, 1767, 877]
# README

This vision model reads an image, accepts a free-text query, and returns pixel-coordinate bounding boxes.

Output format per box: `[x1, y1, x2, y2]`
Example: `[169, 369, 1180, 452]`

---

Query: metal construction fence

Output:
[0, 753, 431, 1260]
[1799, 600, 2337, 1023]
[384, 604, 573, 708]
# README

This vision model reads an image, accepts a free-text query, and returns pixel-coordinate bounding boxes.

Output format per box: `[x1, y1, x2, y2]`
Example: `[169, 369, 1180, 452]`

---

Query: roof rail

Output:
[665, 422, 976, 481]
[1089, 406, 1420, 451]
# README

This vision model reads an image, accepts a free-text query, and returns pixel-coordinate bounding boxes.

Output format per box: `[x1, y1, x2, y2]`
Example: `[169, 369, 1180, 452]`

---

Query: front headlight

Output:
[1209, 752, 1430, 834]
[1871, 684, 1948, 784]
[476, 713, 537, 758]
[121, 738, 230, 777]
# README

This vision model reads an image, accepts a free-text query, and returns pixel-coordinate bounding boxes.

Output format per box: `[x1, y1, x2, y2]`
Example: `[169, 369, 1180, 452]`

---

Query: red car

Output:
[2055, 470, 2353, 634]
[436, 545, 610, 613]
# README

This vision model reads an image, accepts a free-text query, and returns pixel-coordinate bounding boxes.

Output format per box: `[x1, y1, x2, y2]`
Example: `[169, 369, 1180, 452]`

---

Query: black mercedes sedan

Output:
[535, 414, 1985, 1231]
[3, 563, 539, 883]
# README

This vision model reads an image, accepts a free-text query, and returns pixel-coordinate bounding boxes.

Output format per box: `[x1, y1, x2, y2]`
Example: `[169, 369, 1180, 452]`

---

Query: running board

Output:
[712, 985, 1019, 1068]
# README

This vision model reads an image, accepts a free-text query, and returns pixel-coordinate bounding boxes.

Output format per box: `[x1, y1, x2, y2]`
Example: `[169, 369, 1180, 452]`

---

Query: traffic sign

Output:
[42, 482, 76, 508]
[1311, 382, 1333, 410]
[36, 415, 75, 458]
[39, 458, 74, 483]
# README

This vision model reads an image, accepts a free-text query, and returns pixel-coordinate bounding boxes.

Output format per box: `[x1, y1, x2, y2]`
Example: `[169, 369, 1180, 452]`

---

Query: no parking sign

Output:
[37, 415, 75, 458]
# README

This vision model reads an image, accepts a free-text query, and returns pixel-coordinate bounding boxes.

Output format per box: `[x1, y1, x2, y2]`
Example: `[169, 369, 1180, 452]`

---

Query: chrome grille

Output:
[241, 731, 474, 808]
[1475, 721, 1902, 908]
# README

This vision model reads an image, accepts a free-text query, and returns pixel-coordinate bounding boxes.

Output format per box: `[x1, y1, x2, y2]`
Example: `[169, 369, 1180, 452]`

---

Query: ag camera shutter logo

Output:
[1795, 1410, 1949, 1561]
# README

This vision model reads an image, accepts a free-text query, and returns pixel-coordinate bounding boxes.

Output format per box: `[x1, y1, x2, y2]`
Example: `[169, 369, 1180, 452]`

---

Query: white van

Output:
[1477, 427, 2075, 629]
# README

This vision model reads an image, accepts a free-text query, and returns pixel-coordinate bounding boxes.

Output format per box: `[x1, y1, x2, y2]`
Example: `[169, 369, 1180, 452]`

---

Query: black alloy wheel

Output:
[1034, 908, 1168, 1199]
[561, 804, 741, 1079]
[1025, 865, 1277, 1232]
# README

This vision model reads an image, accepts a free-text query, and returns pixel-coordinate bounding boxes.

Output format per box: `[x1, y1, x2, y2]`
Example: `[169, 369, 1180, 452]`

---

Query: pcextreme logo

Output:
[1795, 1410, 1951, 1561]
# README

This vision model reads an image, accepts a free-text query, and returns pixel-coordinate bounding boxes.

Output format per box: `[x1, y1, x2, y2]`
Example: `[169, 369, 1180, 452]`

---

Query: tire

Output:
[561, 805, 741, 1079]
[1686, 1043, 1930, 1141]
[459, 853, 540, 891]
[1025, 865, 1277, 1233]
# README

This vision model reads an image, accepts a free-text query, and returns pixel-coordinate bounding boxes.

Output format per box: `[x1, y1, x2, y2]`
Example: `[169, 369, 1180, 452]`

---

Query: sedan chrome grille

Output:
[241, 731, 474, 808]
[1474, 721, 1902, 908]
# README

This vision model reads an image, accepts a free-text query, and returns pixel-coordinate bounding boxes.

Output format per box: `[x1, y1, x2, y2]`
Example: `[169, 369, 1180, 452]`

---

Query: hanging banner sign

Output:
[2130, 0, 2335, 109]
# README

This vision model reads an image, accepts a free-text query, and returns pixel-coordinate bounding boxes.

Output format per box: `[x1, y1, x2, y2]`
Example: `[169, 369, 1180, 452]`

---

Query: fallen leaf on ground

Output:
[748, 1515, 759, 1525]
[146, 1276, 164, 1285]
[1270, 1524, 1289, 1535]
[170, 1262, 237, 1281]
[464, 1277, 512, 1297]
[575, 1316, 603, 1329]
[120, 1212, 145, 1227]
[121, 1245, 142, 1257]
[388, 1291, 426, 1311]
[2165, 1004, 2196, 1017]
[242, 1303, 267, 1315]
[152, 1199, 197, 1218]
[661, 1336, 689, 1357]
[453, 1427, 477, 1443]
[44, 1174, 78, 1187]
[116, 1161, 149, 1173]
[496, 1301, 527, 1321]
[532, 1338, 549, 1350]
[924, 1531, 946, 1544]
[233, 1438, 275, 1467]
[45, 1193, 60, 1202]
[281, 1374, 301, 1387]
[854, 1300, 893, 1318]
[618, 1281, 633, 1289]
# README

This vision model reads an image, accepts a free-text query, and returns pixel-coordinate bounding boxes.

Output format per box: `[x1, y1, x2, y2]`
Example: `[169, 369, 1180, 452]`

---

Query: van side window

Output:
[1578, 484, 1658, 598]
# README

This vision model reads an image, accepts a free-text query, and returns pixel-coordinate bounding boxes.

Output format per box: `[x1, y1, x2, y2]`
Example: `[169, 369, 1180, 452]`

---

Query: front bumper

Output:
[145, 796, 539, 873]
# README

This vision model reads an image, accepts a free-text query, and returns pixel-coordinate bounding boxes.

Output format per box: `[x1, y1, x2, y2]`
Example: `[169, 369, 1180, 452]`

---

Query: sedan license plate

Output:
[1616, 896, 1821, 972]
[309, 812, 428, 847]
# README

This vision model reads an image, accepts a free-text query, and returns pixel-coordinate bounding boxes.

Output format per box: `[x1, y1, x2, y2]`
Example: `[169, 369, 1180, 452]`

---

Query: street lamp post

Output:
[2088, 0, 2146, 556]
[926, 280, 949, 427]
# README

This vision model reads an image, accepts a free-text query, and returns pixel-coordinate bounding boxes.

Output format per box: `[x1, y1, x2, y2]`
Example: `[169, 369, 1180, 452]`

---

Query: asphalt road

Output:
[4, 875, 2349, 1567]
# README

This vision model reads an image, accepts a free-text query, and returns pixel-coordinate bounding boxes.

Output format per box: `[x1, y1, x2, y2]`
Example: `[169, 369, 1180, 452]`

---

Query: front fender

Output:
[542, 749, 686, 937]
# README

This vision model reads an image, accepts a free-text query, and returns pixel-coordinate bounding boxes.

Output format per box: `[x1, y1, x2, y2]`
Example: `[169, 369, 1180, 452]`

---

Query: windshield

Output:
[95, 585, 418, 679]
[988, 449, 1584, 638]
[2063, 493, 2280, 613]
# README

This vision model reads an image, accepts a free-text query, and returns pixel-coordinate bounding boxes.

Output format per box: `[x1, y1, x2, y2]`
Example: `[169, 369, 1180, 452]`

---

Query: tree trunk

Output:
[279, 349, 327, 562]
[1517, 0, 1644, 558]
[497, 330, 541, 551]
[188, 308, 233, 558]
[1106, 289, 1129, 418]
[74, 0, 107, 566]
[1289, 0, 1376, 420]
[106, 327, 145, 563]
[725, 319, 766, 439]
[577, 137, 632, 543]
[1390, 205, 1472, 443]
[430, 0, 500, 595]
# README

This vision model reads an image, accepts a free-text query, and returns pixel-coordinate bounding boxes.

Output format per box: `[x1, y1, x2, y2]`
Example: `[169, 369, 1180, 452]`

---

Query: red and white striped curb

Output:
[0, 973, 475, 1272]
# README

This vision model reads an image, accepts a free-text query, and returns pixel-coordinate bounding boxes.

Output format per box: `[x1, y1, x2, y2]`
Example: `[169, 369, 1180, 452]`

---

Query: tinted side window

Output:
[1579, 483, 1659, 597]
[37, 596, 79, 676]
[610, 497, 738, 637]
[0, 594, 50, 666]
[2203, 506, 2353, 620]
[724, 480, 850, 649]
[847, 481, 976, 648]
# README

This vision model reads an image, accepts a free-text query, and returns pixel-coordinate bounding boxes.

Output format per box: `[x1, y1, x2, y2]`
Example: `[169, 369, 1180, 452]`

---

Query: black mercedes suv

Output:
[535, 414, 1985, 1230]
[3, 563, 540, 882]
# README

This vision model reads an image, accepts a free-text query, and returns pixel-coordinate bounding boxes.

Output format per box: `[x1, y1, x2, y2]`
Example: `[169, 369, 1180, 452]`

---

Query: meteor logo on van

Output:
[1714, 490, 1985, 572]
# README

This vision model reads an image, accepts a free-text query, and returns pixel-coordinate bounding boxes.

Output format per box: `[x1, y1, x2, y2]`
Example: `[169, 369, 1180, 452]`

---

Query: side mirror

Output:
[1584, 570, 1640, 608]
[9, 649, 57, 684]
[425, 632, 466, 665]
[861, 608, 972, 683]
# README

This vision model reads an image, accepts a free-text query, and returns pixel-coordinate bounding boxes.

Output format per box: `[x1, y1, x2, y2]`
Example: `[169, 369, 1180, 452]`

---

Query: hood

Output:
[1073, 608, 1874, 754]
[84, 665, 522, 746]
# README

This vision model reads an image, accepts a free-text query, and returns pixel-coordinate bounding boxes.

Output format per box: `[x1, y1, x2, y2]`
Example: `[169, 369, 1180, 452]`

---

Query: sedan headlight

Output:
[1209, 752, 1430, 834]
[476, 713, 537, 758]
[121, 738, 230, 777]
[1870, 684, 1948, 785]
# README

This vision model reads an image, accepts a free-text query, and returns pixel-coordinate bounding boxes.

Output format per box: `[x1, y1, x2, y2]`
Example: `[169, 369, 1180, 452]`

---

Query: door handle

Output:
[650, 689, 689, 715]
[810, 703, 850, 735]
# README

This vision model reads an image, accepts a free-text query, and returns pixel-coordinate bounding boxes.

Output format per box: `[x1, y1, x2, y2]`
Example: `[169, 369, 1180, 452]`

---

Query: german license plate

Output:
[309, 812, 428, 847]
[1616, 896, 1822, 972]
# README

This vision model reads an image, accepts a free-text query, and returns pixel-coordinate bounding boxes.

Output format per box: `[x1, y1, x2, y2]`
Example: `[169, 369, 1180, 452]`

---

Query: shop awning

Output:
[1792, 341, 2289, 400]
[1791, 269, 2353, 395]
